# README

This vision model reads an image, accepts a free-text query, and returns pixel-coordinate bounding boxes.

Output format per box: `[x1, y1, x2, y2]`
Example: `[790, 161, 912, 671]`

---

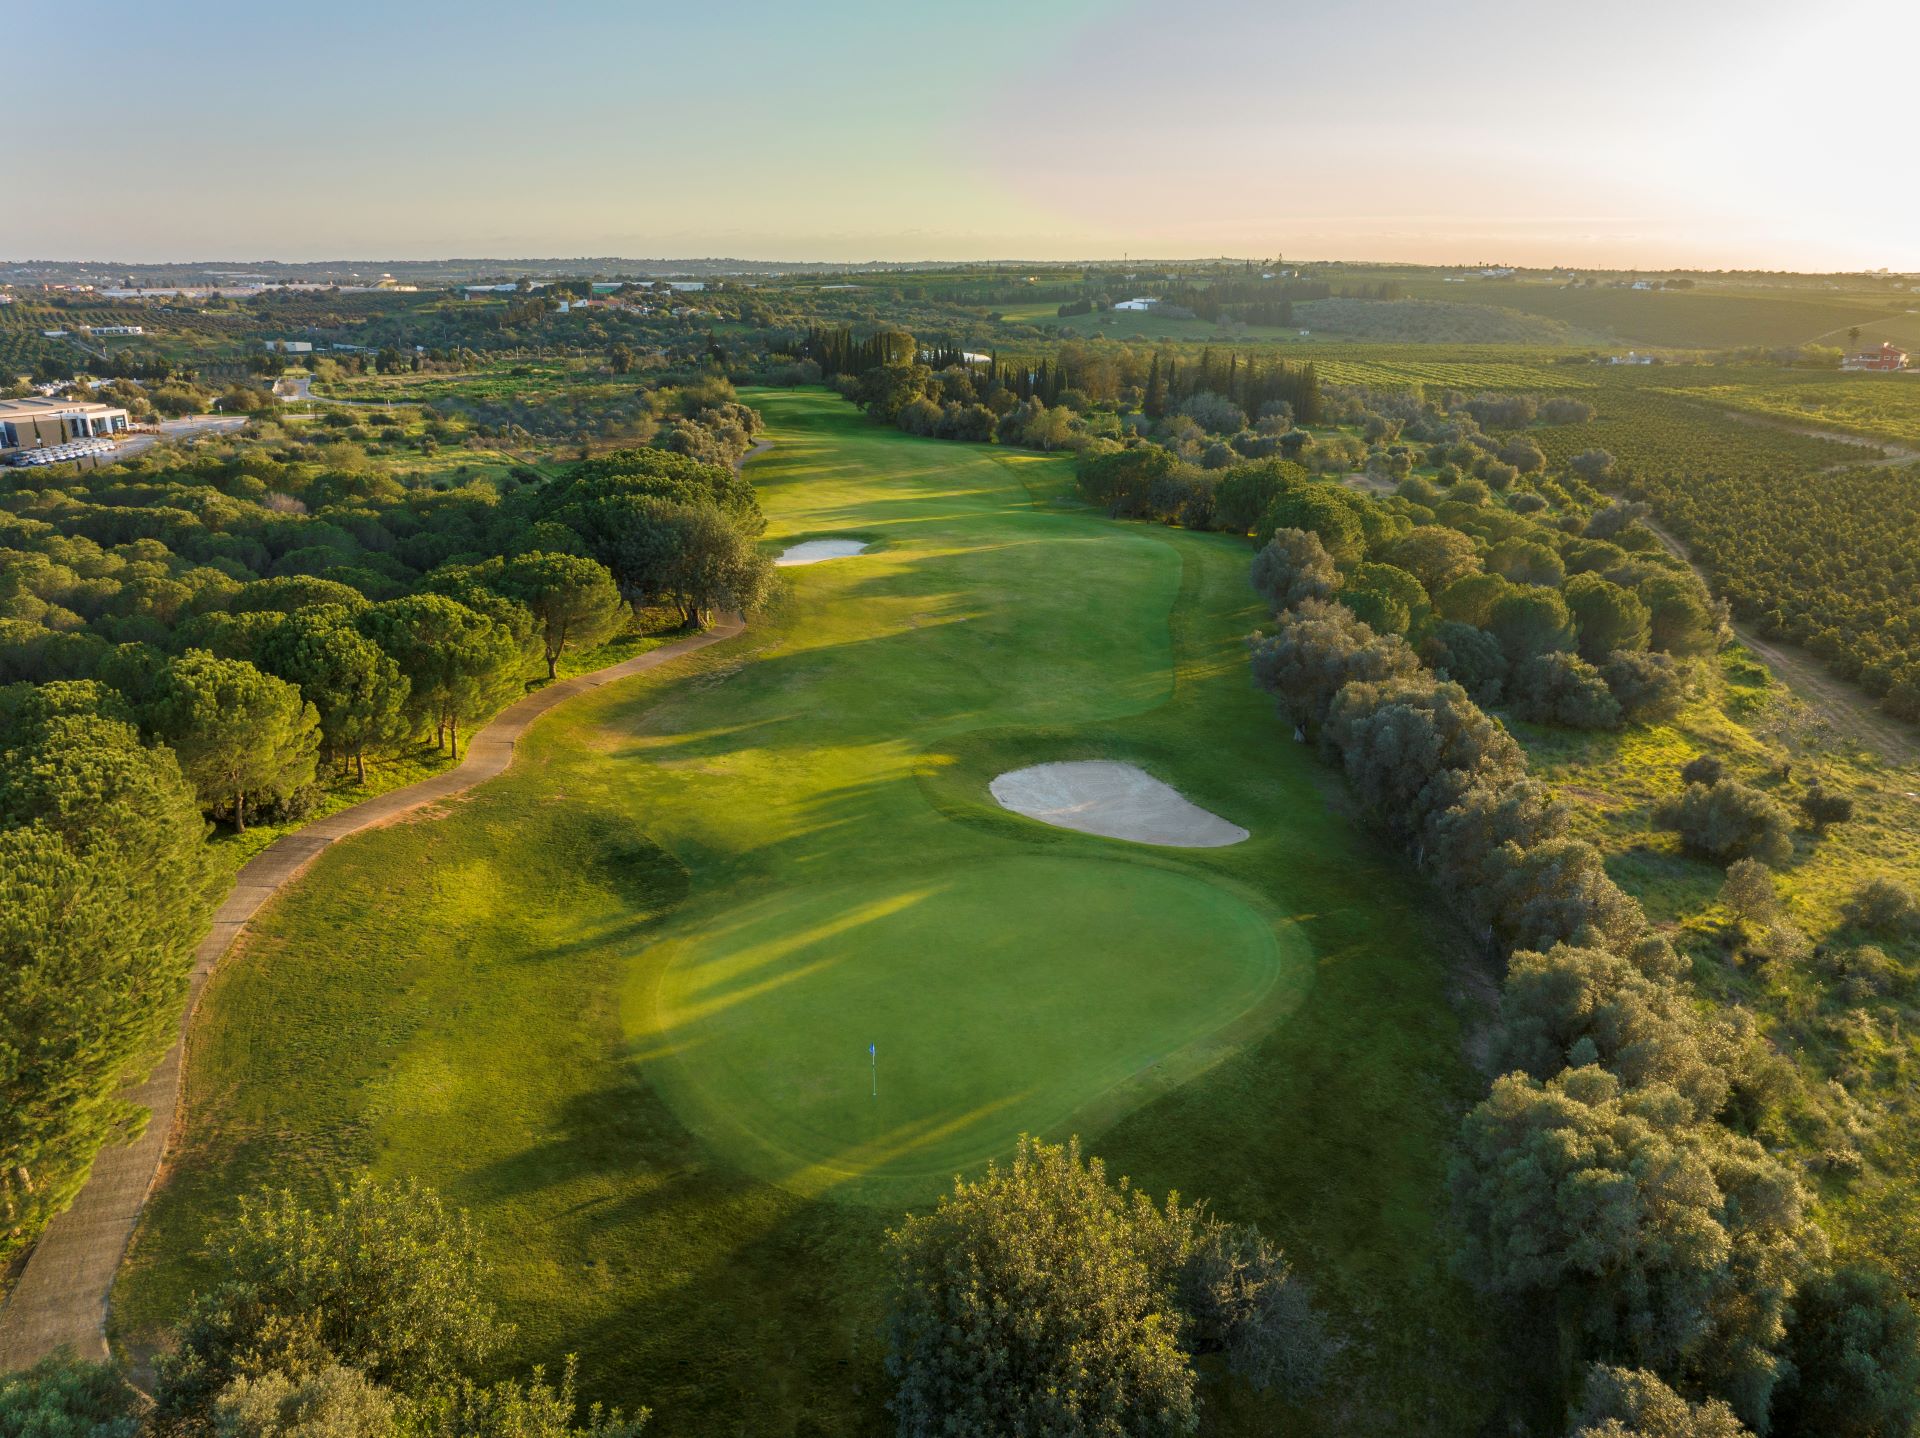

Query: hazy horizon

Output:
[11, 252, 1919, 278]
[19, 0, 1919, 272]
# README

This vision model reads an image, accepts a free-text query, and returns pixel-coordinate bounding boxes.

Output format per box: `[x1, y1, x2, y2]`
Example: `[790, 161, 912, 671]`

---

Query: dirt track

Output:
[0, 616, 745, 1371]
[1640, 517, 1919, 766]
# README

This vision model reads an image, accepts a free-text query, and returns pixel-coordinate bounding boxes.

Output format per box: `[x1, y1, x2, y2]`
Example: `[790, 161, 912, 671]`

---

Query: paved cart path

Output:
[0, 615, 745, 1370]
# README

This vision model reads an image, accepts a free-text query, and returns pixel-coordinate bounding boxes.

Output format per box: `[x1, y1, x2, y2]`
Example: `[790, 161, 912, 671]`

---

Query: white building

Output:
[1113, 297, 1158, 312]
[0, 396, 131, 455]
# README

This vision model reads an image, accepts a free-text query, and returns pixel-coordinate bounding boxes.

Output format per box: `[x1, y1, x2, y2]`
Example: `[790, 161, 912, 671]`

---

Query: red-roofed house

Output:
[1843, 342, 1910, 371]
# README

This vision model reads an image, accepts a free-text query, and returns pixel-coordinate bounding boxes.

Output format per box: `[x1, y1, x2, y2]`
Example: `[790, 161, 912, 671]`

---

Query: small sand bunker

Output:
[776, 539, 869, 566]
[989, 761, 1249, 848]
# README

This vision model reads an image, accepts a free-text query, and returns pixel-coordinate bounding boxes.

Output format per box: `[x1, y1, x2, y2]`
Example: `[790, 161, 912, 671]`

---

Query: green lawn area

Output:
[114, 389, 1511, 1434]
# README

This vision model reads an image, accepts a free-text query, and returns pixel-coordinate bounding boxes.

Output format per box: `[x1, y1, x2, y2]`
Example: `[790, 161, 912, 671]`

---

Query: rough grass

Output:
[1516, 643, 1920, 1290]
[114, 390, 1515, 1435]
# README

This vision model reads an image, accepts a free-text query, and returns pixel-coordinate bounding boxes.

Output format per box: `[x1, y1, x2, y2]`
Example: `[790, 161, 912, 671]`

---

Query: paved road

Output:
[275, 375, 386, 408]
[0, 615, 746, 1371]
[121, 415, 250, 460]
[13, 415, 248, 472]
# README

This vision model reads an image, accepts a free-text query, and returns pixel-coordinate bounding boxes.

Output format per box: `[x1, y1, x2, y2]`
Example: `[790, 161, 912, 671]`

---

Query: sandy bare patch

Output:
[776, 539, 869, 566]
[990, 761, 1249, 848]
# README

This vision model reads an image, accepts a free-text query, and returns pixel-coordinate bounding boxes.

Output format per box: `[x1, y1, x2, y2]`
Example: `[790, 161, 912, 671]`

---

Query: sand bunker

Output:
[989, 761, 1249, 848]
[776, 539, 869, 566]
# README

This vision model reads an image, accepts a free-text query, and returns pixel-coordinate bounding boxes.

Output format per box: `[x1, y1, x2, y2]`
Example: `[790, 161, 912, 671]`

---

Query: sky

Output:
[14, 0, 1919, 271]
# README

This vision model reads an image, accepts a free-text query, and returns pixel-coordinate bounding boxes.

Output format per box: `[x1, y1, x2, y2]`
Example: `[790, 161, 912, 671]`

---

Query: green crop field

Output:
[113, 389, 1509, 1435]
[1392, 278, 1911, 349]
[1642, 369, 1920, 447]
[312, 358, 599, 403]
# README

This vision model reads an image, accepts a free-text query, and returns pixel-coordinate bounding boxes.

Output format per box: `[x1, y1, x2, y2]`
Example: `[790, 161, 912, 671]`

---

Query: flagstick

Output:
[871, 1043, 877, 1100]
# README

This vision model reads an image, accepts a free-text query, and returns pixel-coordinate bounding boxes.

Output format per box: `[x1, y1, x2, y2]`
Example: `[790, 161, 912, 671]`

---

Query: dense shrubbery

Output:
[1245, 586, 1890, 1431]
[884, 1136, 1327, 1437]
[430, 375, 763, 457]
[1065, 377, 1724, 733]
[7, 1177, 644, 1438]
[1657, 779, 1795, 867]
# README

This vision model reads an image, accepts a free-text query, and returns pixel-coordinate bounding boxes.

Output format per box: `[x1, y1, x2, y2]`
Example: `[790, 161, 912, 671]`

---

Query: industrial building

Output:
[0, 396, 132, 455]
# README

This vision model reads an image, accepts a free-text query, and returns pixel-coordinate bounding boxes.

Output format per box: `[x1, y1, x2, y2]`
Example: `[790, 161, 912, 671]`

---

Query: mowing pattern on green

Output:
[653, 857, 1284, 1190]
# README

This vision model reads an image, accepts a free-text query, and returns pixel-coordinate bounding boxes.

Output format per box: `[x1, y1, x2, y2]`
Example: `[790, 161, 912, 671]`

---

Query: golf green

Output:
[118, 386, 1494, 1433]
[650, 855, 1290, 1192]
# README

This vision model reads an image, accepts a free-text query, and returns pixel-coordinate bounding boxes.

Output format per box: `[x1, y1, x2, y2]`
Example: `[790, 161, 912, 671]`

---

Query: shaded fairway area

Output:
[116, 390, 1510, 1434]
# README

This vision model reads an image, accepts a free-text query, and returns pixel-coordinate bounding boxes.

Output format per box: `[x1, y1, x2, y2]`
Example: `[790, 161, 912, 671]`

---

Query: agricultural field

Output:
[1525, 384, 1876, 474]
[1621, 458, 1920, 710]
[309, 357, 605, 403]
[992, 299, 1308, 344]
[994, 297, 1580, 349]
[1641, 368, 1920, 448]
[1391, 277, 1916, 350]
[113, 390, 1516, 1435]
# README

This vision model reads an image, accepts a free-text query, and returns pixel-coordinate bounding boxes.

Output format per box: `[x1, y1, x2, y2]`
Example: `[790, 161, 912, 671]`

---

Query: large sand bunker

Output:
[989, 761, 1249, 848]
[777, 538, 869, 566]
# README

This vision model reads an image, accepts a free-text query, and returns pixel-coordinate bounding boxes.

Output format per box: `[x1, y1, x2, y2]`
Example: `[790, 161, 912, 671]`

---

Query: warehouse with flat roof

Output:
[0, 396, 131, 453]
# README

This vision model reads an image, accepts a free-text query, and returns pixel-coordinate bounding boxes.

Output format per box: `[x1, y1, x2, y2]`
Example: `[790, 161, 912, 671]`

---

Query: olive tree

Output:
[1772, 1265, 1920, 1438]
[1570, 1365, 1750, 1438]
[1248, 599, 1420, 734]
[1498, 943, 1729, 1119]
[1451, 1067, 1819, 1427]
[1656, 780, 1794, 867]
[884, 1137, 1199, 1438]
[155, 1176, 507, 1426]
[1249, 528, 1337, 614]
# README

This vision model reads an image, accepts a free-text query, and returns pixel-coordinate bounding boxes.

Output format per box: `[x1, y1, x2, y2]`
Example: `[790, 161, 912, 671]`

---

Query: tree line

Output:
[1245, 553, 1917, 1435]
[0, 443, 774, 1275]
[1078, 384, 1719, 732]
